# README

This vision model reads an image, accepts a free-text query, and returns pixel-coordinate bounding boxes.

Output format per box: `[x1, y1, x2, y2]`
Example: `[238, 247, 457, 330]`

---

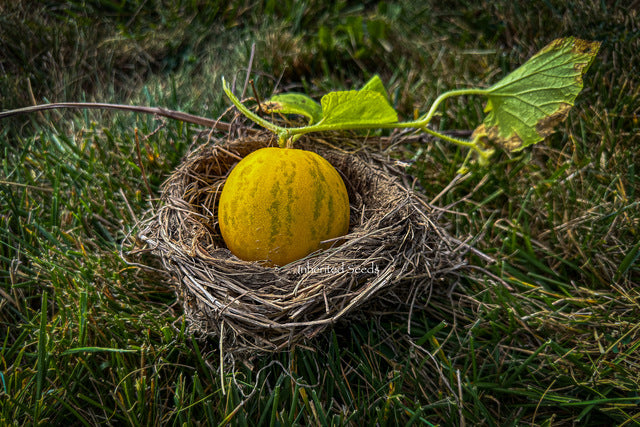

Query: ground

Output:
[0, 1, 638, 425]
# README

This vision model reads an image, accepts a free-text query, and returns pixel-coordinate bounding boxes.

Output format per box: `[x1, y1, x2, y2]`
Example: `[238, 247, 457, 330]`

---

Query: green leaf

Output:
[474, 37, 601, 151]
[263, 93, 323, 124]
[360, 74, 390, 100]
[320, 90, 398, 126]
[261, 75, 392, 127]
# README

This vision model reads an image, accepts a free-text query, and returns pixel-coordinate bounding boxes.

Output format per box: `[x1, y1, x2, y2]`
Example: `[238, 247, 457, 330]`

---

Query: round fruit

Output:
[218, 147, 350, 266]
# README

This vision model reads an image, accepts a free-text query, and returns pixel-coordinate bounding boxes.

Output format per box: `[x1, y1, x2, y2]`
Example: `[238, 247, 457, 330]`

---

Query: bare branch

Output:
[0, 102, 258, 135]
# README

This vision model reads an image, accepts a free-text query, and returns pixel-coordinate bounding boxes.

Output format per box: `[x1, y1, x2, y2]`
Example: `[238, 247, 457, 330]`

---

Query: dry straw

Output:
[136, 129, 467, 357]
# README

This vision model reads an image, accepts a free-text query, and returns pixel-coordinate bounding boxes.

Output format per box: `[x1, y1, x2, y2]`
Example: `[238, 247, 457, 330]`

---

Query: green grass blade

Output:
[614, 239, 640, 282]
[34, 292, 48, 420]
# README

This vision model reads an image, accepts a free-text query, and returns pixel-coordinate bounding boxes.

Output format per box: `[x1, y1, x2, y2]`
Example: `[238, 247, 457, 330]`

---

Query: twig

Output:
[0, 102, 258, 135]
[250, 79, 263, 114]
[219, 321, 226, 396]
[241, 43, 256, 99]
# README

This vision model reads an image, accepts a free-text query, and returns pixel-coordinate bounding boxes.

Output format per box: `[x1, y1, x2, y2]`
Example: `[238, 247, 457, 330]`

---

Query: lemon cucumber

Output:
[218, 147, 350, 266]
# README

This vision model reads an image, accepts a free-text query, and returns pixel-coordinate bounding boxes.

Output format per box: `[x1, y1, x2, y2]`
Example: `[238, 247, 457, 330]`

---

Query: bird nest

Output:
[135, 131, 466, 357]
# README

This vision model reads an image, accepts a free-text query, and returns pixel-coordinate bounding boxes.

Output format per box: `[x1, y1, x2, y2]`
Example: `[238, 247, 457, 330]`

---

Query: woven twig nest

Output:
[137, 131, 466, 356]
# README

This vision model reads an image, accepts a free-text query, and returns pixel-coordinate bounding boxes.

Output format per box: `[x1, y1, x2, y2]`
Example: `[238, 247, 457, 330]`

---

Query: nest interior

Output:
[137, 132, 466, 355]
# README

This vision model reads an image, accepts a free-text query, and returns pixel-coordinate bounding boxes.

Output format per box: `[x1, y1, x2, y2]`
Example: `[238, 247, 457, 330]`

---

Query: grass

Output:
[1, 0, 639, 425]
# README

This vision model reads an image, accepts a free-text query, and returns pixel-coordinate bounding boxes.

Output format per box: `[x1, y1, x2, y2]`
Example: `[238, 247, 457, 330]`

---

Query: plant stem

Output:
[267, 87, 490, 143]
[420, 126, 478, 149]
[223, 80, 494, 158]
[415, 88, 490, 126]
[222, 77, 286, 142]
